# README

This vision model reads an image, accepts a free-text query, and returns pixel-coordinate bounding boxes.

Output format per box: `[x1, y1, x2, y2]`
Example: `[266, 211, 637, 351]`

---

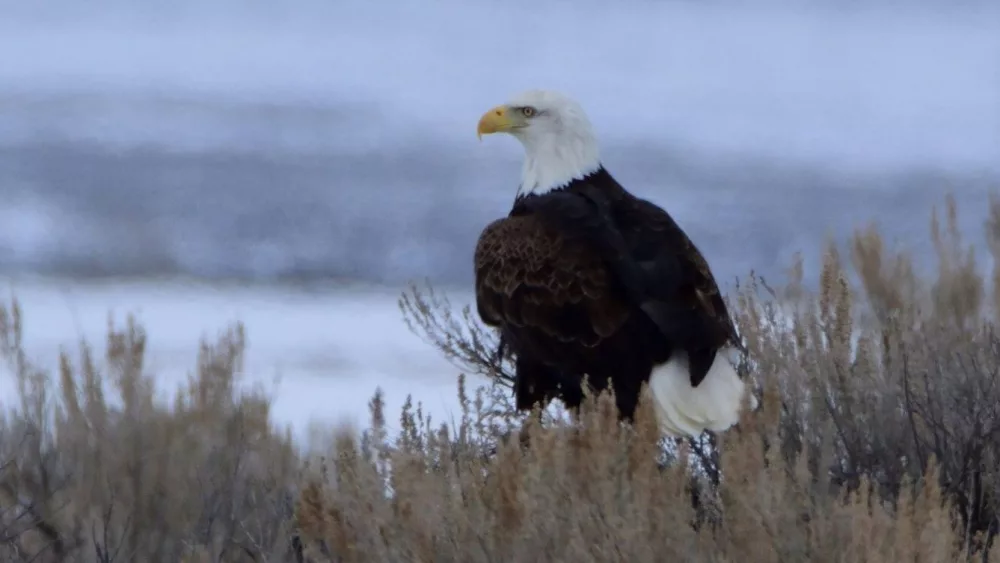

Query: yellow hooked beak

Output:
[477, 105, 515, 140]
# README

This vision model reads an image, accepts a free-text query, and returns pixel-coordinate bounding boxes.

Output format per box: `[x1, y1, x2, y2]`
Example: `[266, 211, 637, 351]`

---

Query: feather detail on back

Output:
[474, 214, 630, 347]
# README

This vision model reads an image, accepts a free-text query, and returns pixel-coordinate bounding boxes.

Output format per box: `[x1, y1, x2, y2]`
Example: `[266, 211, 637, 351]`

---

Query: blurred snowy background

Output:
[1, 0, 998, 440]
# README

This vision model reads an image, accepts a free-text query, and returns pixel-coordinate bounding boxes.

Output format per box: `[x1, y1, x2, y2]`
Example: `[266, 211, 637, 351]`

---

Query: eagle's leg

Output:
[512, 356, 572, 442]
[513, 354, 559, 412]
[492, 332, 508, 372]
[516, 408, 544, 452]
[551, 370, 586, 411]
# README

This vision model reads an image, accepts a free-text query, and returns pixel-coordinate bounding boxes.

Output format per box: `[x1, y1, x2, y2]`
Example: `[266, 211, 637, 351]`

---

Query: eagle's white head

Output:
[477, 89, 601, 196]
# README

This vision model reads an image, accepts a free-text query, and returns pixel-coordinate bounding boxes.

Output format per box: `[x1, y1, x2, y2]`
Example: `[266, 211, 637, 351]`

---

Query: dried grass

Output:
[2, 192, 999, 562]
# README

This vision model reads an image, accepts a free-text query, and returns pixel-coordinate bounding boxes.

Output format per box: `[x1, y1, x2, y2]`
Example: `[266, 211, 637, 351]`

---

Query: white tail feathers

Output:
[647, 346, 752, 438]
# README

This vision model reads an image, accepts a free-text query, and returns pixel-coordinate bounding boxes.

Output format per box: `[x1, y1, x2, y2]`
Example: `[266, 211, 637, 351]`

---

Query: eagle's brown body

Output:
[474, 167, 740, 421]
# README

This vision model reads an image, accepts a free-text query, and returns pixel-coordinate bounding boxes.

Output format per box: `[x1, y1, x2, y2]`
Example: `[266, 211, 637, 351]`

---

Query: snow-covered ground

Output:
[0, 278, 484, 443]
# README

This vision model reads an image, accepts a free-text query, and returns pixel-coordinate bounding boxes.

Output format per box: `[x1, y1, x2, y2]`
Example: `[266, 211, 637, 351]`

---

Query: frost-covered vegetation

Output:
[1, 194, 999, 562]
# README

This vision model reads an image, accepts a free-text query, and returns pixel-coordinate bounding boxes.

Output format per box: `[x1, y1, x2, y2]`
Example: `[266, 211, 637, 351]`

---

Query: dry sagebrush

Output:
[0, 312, 302, 562]
[2, 193, 1000, 562]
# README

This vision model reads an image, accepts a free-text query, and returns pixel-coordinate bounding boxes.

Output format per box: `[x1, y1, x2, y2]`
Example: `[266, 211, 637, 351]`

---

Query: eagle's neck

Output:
[517, 134, 601, 198]
[512, 166, 625, 210]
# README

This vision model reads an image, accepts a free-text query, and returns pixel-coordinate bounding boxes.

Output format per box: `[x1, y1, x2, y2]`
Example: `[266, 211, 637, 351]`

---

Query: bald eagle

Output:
[473, 89, 751, 438]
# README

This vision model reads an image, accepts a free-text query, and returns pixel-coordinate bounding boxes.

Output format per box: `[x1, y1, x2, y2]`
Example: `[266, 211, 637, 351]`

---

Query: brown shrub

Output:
[0, 311, 301, 561]
[1, 192, 999, 562]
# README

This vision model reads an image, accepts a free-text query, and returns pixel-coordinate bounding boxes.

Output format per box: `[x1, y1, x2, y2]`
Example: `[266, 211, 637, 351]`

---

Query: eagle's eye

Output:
[520, 106, 537, 118]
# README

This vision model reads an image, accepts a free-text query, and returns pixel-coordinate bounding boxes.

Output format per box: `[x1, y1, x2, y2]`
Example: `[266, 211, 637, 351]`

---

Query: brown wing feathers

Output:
[475, 184, 737, 363]
[474, 215, 630, 346]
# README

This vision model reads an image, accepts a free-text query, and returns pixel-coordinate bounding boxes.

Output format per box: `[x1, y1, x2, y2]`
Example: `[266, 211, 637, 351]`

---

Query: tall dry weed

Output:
[0, 307, 302, 562]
